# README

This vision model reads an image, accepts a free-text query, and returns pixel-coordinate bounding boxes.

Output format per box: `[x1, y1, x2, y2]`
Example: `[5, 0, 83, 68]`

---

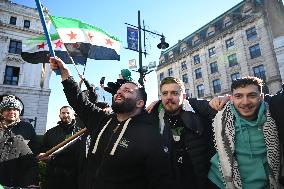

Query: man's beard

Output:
[164, 100, 181, 115]
[61, 117, 72, 124]
[112, 98, 136, 114]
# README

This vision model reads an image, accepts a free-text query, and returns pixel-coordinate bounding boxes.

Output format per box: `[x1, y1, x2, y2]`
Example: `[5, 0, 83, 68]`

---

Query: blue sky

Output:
[14, 0, 242, 130]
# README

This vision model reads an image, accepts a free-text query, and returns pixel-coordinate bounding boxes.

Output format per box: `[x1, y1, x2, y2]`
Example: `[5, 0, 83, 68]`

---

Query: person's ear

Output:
[136, 100, 145, 108]
[229, 95, 233, 102]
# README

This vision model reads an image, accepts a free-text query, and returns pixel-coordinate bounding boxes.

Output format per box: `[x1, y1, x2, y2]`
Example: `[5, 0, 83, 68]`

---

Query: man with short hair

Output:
[49, 57, 174, 189]
[207, 76, 281, 188]
[149, 77, 215, 189]
[41, 105, 81, 189]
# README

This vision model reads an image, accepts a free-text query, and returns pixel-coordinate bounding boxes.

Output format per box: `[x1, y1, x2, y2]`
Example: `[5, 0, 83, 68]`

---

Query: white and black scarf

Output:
[212, 102, 280, 189]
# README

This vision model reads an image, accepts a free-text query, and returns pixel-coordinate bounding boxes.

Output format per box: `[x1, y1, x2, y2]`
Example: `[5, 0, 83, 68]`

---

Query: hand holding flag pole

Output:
[34, 0, 60, 75]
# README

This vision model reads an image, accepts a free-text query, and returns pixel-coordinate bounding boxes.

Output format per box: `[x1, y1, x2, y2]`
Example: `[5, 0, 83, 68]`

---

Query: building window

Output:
[10, 16, 17, 25]
[228, 53, 238, 67]
[207, 31, 215, 37]
[208, 47, 216, 58]
[224, 20, 232, 27]
[231, 72, 241, 81]
[181, 61, 187, 70]
[193, 38, 200, 45]
[181, 47, 187, 52]
[3, 66, 20, 85]
[213, 79, 221, 94]
[253, 65, 266, 81]
[195, 68, 202, 79]
[185, 89, 191, 98]
[193, 54, 200, 64]
[210, 61, 218, 74]
[246, 26, 257, 41]
[182, 74, 188, 84]
[168, 68, 173, 76]
[24, 20, 30, 28]
[249, 43, 261, 59]
[226, 38, 234, 49]
[197, 84, 204, 98]
[8, 40, 22, 54]
[159, 72, 164, 81]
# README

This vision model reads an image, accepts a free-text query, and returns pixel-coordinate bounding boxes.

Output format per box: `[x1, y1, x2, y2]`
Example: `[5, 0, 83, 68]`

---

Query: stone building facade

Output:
[0, 0, 51, 135]
[157, 0, 284, 99]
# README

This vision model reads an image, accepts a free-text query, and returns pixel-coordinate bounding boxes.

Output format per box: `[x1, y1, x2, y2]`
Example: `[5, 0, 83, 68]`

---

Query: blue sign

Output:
[127, 27, 138, 51]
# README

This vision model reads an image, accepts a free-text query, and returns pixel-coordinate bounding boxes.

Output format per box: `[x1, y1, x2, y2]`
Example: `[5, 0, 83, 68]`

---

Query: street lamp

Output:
[125, 10, 169, 87]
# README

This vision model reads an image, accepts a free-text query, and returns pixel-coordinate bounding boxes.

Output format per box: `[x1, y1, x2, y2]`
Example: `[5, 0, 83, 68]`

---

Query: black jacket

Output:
[62, 76, 174, 189]
[41, 120, 81, 189]
[0, 128, 39, 187]
[265, 84, 284, 142]
[150, 101, 215, 189]
[10, 121, 37, 154]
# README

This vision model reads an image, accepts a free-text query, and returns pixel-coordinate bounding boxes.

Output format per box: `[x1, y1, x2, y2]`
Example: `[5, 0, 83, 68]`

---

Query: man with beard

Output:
[148, 77, 216, 189]
[40, 106, 81, 189]
[49, 57, 174, 189]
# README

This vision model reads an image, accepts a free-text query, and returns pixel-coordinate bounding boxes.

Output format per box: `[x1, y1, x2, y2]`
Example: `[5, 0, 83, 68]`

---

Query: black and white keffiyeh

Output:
[212, 102, 280, 189]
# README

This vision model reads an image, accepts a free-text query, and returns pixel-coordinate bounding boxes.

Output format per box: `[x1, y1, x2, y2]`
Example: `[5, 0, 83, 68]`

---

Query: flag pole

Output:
[41, 128, 87, 158]
[34, 0, 60, 75]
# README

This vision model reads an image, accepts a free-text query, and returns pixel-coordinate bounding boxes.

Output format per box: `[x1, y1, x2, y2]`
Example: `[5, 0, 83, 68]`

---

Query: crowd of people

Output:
[0, 56, 283, 189]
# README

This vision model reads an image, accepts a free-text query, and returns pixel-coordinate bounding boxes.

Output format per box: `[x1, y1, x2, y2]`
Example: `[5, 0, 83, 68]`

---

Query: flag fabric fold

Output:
[21, 33, 87, 65]
[49, 15, 121, 61]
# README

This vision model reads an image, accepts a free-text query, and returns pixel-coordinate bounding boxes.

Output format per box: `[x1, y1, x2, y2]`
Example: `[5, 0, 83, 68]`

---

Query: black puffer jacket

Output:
[150, 101, 215, 189]
[41, 120, 81, 189]
[62, 76, 174, 189]
[0, 128, 39, 187]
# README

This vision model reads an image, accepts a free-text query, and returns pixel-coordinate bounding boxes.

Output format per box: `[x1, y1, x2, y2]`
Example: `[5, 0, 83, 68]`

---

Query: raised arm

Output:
[49, 57, 108, 129]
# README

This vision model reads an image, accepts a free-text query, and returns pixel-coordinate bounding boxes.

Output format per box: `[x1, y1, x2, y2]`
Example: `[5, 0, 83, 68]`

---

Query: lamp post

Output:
[125, 10, 169, 87]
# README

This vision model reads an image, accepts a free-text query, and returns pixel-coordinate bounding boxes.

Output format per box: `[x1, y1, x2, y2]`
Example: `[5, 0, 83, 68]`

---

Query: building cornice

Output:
[0, 21, 44, 35]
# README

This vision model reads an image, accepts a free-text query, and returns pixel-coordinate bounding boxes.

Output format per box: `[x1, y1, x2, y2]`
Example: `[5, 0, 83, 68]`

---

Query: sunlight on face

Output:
[2, 108, 20, 123]
[231, 84, 263, 120]
[161, 83, 184, 114]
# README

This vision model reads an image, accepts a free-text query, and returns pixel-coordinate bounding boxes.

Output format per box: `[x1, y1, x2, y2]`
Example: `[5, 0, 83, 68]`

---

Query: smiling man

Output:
[208, 76, 281, 189]
[49, 57, 174, 189]
[40, 105, 81, 189]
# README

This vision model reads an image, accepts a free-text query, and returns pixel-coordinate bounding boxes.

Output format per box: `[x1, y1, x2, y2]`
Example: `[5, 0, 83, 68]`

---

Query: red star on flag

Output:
[54, 40, 63, 48]
[88, 32, 94, 42]
[67, 31, 77, 40]
[38, 42, 45, 49]
[105, 38, 113, 46]
[72, 43, 80, 48]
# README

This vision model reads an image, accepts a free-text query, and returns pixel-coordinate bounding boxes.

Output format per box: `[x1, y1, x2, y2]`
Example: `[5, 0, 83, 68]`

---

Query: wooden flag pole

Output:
[41, 128, 87, 158]
[34, 0, 60, 75]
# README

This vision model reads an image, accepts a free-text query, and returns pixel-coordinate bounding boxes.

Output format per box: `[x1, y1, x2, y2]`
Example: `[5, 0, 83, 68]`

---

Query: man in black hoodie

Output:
[50, 57, 174, 189]
[40, 106, 81, 189]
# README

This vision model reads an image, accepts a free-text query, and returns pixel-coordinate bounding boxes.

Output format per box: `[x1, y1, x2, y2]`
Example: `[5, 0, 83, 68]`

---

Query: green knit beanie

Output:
[121, 69, 132, 81]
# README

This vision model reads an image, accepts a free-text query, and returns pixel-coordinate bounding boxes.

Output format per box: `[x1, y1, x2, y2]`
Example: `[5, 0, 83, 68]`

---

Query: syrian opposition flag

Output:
[49, 15, 121, 61]
[21, 33, 87, 65]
